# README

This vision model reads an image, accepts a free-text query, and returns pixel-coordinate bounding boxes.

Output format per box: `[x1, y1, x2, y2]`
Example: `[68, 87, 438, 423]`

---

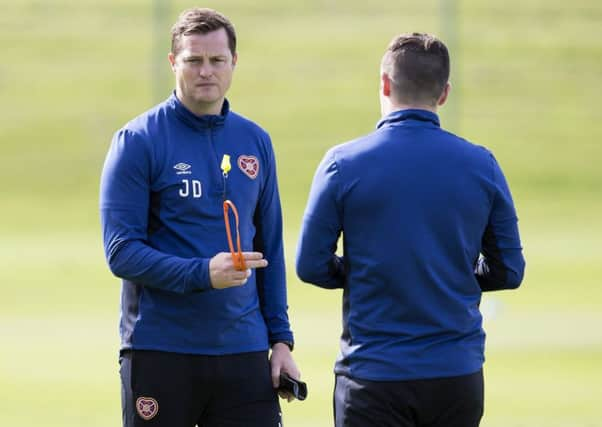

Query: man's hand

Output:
[270, 342, 301, 402]
[209, 252, 268, 289]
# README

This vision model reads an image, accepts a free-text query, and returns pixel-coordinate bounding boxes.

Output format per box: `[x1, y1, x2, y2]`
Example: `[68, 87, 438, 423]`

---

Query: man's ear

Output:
[168, 52, 176, 72]
[381, 72, 392, 97]
[437, 81, 451, 106]
[232, 53, 238, 68]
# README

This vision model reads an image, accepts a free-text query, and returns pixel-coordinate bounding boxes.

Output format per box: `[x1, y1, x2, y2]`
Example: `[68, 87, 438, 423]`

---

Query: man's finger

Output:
[230, 278, 247, 287]
[245, 259, 268, 269]
[271, 366, 280, 388]
[241, 252, 265, 260]
[228, 271, 246, 280]
[278, 390, 295, 401]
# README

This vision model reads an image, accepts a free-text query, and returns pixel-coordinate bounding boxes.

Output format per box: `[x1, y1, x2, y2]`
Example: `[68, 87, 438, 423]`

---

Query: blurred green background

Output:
[1, 0, 601, 426]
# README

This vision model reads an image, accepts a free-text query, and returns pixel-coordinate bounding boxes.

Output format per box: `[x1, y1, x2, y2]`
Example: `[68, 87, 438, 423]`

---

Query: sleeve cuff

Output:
[187, 257, 212, 292]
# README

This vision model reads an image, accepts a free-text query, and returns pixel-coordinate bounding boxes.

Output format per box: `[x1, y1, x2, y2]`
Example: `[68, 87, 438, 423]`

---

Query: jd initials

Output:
[179, 179, 202, 198]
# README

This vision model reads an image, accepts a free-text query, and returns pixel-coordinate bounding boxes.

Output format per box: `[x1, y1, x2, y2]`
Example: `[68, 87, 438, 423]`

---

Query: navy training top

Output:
[100, 93, 293, 355]
[296, 109, 525, 381]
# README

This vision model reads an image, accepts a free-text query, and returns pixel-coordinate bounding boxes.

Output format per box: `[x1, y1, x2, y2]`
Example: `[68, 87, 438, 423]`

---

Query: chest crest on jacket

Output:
[237, 155, 259, 179]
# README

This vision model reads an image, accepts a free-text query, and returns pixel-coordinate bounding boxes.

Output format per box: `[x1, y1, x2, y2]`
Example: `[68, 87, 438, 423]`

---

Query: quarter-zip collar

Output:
[376, 108, 440, 129]
[168, 91, 230, 131]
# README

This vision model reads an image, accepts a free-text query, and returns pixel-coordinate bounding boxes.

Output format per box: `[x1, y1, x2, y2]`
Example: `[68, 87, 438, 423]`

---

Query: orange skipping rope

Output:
[223, 200, 247, 271]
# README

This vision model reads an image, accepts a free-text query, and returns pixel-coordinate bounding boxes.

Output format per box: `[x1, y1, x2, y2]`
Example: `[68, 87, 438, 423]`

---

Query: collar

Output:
[168, 91, 230, 130]
[376, 109, 440, 129]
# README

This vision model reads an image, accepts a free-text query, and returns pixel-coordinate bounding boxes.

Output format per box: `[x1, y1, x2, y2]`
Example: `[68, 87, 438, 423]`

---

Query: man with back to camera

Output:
[100, 8, 300, 427]
[296, 33, 525, 427]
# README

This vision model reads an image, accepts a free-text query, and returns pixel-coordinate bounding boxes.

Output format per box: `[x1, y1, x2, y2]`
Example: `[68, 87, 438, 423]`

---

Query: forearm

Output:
[106, 238, 212, 293]
[476, 154, 526, 292]
[296, 216, 345, 289]
[296, 149, 345, 288]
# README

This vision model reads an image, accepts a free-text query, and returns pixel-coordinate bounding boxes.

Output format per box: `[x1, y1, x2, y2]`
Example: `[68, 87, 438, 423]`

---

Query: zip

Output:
[206, 126, 229, 201]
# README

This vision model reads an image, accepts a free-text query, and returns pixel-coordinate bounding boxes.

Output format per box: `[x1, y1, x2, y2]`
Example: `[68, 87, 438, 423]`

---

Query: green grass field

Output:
[1, 0, 601, 425]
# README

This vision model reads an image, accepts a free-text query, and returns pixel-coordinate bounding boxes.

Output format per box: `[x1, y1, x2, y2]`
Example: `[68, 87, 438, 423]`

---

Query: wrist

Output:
[271, 341, 294, 352]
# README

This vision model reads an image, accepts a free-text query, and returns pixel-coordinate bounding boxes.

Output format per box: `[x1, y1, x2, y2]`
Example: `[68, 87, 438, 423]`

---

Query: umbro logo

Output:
[174, 162, 192, 175]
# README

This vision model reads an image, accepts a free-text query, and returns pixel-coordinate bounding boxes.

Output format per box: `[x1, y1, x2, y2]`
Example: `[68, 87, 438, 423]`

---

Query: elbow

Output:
[107, 253, 128, 279]
[296, 254, 344, 289]
[506, 257, 526, 289]
[295, 256, 317, 284]
[296, 252, 330, 285]
[105, 240, 131, 279]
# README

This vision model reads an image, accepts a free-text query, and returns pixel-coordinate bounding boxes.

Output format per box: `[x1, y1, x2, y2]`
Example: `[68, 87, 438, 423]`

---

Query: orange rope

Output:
[223, 200, 247, 271]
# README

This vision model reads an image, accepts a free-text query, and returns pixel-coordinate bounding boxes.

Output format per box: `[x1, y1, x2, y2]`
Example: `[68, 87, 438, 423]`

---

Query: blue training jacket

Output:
[296, 109, 525, 381]
[100, 93, 293, 355]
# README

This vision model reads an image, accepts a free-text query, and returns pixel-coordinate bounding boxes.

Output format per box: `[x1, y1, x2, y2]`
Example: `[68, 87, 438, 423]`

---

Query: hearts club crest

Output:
[136, 397, 159, 420]
[238, 155, 259, 179]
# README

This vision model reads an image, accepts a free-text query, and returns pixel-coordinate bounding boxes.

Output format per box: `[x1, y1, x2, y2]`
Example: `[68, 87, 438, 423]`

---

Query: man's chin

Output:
[192, 95, 221, 106]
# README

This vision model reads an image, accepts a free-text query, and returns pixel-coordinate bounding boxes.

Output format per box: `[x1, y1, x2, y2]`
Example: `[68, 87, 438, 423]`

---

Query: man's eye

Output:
[186, 59, 201, 64]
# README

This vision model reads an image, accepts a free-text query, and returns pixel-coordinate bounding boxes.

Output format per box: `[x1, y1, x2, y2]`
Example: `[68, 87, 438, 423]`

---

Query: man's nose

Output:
[198, 63, 212, 78]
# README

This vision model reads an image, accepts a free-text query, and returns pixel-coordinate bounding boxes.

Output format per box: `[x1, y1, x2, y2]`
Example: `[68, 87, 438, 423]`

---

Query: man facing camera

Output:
[100, 8, 299, 427]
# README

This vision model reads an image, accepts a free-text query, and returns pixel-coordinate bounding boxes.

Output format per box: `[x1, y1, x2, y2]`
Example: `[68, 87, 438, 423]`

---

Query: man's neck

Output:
[382, 102, 437, 117]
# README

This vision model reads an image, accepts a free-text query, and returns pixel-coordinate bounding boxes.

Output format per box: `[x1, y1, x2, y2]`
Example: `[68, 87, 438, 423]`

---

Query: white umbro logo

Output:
[174, 163, 192, 175]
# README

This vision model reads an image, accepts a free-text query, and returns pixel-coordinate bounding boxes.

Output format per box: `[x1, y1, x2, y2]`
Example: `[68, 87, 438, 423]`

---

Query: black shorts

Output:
[334, 370, 484, 427]
[120, 350, 281, 427]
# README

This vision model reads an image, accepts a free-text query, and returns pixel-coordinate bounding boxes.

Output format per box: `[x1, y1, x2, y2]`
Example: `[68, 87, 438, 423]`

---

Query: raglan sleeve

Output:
[475, 153, 526, 291]
[295, 148, 345, 289]
[252, 134, 294, 345]
[99, 128, 212, 293]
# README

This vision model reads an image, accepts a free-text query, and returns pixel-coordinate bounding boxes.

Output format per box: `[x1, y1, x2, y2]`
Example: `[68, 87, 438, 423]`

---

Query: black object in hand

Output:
[278, 373, 308, 401]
